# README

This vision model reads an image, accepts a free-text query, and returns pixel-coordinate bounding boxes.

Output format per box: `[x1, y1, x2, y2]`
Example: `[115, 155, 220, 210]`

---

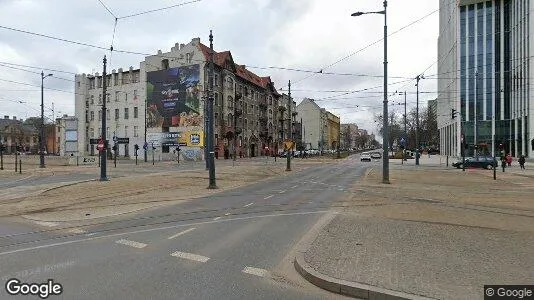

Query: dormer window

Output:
[162, 59, 169, 69]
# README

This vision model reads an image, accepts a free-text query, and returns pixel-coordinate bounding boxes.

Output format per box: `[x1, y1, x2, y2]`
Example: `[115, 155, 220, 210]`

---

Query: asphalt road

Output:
[0, 155, 372, 299]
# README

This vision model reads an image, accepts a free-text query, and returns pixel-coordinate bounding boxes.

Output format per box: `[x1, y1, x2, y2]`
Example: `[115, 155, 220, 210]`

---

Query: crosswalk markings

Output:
[170, 251, 210, 263]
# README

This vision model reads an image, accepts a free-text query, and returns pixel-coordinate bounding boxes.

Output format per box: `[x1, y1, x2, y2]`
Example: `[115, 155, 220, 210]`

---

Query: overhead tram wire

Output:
[291, 4, 448, 86]
[118, 0, 202, 20]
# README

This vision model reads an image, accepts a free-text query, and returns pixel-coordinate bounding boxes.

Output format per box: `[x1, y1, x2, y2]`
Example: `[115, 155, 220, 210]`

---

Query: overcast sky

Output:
[0, 0, 439, 137]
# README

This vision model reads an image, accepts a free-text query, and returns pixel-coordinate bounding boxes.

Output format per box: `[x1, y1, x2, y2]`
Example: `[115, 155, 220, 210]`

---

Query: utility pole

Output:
[286, 80, 292, 171]
[204, 95, 209, 169]
[415, 74, 423, 166]
[474, 71, 478, 157]
[40, 71, 51, 168]
[100, 56, 108, 181]
[51, 102, 55, 155]
[207, 30, 217, 189]
[144, 100, 147, 162]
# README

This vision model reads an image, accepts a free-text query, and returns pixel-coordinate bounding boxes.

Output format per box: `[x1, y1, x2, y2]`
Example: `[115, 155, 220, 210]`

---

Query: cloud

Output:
[0, 0, 439, 137]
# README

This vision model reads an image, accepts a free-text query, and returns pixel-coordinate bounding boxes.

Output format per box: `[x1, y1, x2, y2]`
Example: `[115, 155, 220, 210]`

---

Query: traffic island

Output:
[295, 167, 534, 299]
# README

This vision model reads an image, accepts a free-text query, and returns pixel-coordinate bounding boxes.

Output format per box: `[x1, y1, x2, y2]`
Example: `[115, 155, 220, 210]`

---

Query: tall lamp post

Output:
[352, 0, 389, 183]
[40, 71, 53, 168]
[415, 74, 424, 165]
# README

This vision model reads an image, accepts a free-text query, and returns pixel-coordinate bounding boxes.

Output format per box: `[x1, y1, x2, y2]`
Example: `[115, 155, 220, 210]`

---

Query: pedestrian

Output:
[506, 153, 512, 167]
[518, 155, 526, 170]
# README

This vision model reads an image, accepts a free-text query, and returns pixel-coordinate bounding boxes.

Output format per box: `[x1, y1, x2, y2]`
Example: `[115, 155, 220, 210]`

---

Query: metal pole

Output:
[114, 143, 117, 168]
[52, 102, 55, 155]
[100, 56, 108, 181]
[382, 0, 389, 183]
[207, 30, 217, 189]
[233, 97, 237, 162]
[0, 147, 3, 170]
[286, 80, 292, 171]
[40, 72, 45, 168]
[19, 159, 21, 174]
[152, 142, 155, 165]
[493, 134, 497, 180]
[204, 97, 209, 169]
[15, 150, 18, 172]
[415, 75, 420, 166]
[474, 71, 478, 157]
[144, 95, 148, 163]
[403, 91, 407, 164]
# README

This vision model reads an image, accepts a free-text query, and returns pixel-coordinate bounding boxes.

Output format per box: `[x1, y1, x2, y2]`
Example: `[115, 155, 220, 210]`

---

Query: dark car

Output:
[452, 156, 498, 169]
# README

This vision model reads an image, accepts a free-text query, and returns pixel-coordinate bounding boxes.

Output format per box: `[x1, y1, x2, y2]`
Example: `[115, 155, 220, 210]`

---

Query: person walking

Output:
[518, 155, 526, 170]
[506, 153, 512, 167]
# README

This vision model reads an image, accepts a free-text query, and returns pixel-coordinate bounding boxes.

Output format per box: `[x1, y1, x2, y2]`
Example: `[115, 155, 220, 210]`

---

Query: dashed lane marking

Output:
[278, 190, 286, 194]
[167, 227, 196, 240]
[67, 228, 86, 234]
[213, 216, 222, 221]
[224, 213, 231, 216]
[115, 239, 147, 249]
[243, 202, 254, 208]
[291, 185, 298, 189]
[32, 221, 60, 227]
[242, 266, 270, 277]
[264, 195, 274, 199]
[170, 251, 210, 263]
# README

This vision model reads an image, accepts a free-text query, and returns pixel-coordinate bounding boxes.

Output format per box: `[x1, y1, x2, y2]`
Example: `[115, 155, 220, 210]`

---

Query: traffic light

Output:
[0, 144, 5, 152]
[134, 144, 139, 151]
[112, 145, 117, 151]
[451, 109, 457, 119]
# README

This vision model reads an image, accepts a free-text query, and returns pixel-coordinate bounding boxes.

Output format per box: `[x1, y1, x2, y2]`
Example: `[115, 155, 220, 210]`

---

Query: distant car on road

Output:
[370, 152, 381, 159]
[452, 156, 498, 169]
[360, 153, 371, 162]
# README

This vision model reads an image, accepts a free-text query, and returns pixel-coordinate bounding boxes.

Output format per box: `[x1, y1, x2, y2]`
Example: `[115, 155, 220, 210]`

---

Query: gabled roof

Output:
[234, 64, 265, 88]
[197, 43, 234, 70]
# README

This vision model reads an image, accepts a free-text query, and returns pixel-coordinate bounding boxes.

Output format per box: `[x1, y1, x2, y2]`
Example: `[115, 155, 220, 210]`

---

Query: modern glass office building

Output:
[437, 0, 533, 158]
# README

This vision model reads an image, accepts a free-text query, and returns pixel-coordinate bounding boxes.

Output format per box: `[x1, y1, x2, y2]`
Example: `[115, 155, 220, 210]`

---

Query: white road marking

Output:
[242, 266, 270, 277]
[224, 213, 231, 216]
[0, 210, 331, 257]
[68, 228, 86, 234]
[291, 185, 298, 189]
[170, 251, 209, 263]
[278, 190, 286, 194]
[115, 239, 147, 249]
[167, 227, 196, 240]
[32, 221, 60, 227]
[243, 202, 254, 208]
[0, 261, 76, 282]
[213, 216, 222, 221]
[263, 195, 274, 199]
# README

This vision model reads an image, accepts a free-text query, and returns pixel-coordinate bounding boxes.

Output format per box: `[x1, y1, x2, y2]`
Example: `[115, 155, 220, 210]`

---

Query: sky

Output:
[0, 0, 440, 137]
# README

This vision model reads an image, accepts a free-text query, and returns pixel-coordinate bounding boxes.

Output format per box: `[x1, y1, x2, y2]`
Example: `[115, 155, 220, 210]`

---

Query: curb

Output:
[40, 179, 98, 194]
[293, 214, 436, 300]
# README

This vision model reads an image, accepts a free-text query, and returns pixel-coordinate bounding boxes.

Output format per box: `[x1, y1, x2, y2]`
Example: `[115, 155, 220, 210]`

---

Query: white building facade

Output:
[438, 0, 534, 158]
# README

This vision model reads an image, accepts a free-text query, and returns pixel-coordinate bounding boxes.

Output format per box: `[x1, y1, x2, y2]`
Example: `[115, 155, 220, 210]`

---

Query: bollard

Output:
[15, 152, 18, 173]
[446, 155, 449, 167]
[76, 156, 79, 166]
[19, 159, 21, 174]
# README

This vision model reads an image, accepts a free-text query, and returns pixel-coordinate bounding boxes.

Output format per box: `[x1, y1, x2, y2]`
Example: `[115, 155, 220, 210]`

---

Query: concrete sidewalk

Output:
[295, 167, 534, 299]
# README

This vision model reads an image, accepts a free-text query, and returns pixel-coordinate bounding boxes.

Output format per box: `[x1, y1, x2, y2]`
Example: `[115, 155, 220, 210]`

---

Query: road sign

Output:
[143, 142, 148, 150]
[97, 142, 105, 152]
[400, 137, 406, 146]
[284, 139, 295, 151]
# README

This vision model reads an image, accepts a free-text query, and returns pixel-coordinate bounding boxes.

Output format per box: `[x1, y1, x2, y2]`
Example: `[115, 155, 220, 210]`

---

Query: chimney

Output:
[12, 116, 16, 120]
[4, 115, 8, 119]
[191, 38, 200, 45]
[180, 43, 185, 49]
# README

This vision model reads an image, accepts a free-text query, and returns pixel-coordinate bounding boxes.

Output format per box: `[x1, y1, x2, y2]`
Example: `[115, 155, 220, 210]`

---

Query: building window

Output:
[215, 113, 219, 126]
[134, 107, 139, 118]
[85, 110, 88, 122]
[134, 90, 138, 99]
[106, 93, 110, 102]
[90, 111, 94, 121]
[122, 73, 130, 84]
[124, 126, 128, 137]
[97, 78, 102, 88]
[133, 126, 139, 137]
[115, 91, 120, 102]
[215, 74, 219, 86]
[115, 109, 119, 120]
[124, 108, 129, 119]
[98, 110, 102, 121]
[269, 96, 272, 106]
[98, 94, 102, 104]
[227, 77, 234, 89]
[90, 95, 94, 104]
[90, 128, 94, 138]
[162, 59, 169, 69]
[107, 109, 110, 120]
[124, 93, 128, 102]
[133, 72, 139, 83]
[114, 73, 118, 86]
[89, 79, 95, 89]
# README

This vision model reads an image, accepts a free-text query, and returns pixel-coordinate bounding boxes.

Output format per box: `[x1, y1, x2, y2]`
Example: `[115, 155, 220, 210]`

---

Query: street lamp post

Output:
[415, 74, 424, 165]
[207, 30, 217, 189]
[352, 0, 389, 183]
[40, 71, 53, 168]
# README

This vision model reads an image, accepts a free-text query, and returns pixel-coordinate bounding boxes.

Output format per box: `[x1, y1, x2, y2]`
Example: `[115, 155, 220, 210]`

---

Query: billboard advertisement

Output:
[146, 64, 202, 128]
[146, 131, 204, 147]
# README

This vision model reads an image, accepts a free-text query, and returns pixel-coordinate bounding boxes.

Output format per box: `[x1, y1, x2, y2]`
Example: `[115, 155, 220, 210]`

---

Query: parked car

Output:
[360, 153, 372, 162]
[370, 152, 381, 159]
[452, 156, 498, 169]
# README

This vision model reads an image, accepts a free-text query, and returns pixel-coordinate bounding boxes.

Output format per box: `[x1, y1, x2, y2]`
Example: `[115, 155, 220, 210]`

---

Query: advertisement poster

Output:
[146, 64, 202, 128]
[146, 130, 204, 147]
